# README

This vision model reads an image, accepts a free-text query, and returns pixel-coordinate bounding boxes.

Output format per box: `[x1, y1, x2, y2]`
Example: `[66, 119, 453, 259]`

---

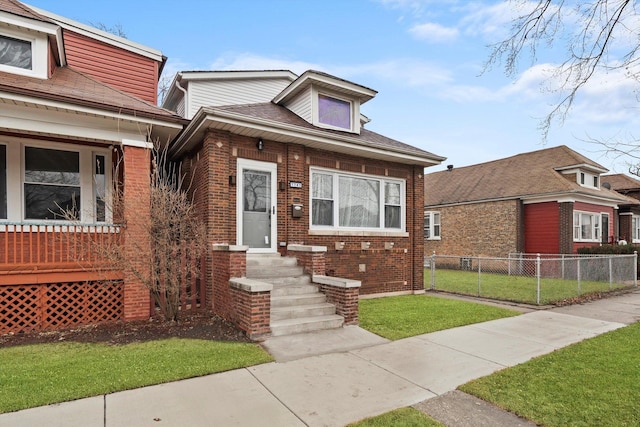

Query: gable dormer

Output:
[555, 163, 608, 190]
[272, 70, 377, 134]
[0, 4, 63, 79]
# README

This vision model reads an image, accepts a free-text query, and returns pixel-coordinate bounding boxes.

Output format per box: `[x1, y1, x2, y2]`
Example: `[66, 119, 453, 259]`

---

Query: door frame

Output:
[236, 158, 278, 253]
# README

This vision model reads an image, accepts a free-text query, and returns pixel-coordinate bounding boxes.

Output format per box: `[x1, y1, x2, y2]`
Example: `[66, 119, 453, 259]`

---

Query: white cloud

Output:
[209, 53, 323, 76]
[409, 22, 459, 42]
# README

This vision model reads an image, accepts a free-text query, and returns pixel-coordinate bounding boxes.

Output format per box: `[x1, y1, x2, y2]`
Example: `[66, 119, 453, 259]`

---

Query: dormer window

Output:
[0, 34, 32, 70]
[0, 27, 49, 79]
[318, 94, 351, 130]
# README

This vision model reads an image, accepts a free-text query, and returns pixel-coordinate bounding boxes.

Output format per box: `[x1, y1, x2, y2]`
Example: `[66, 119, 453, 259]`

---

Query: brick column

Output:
[211, 244, 247, 319]
[412, 166, 425, 292]
[286, 244, 326, 275]
[122, 144, 152, 320]
[559, 202, 574, 254]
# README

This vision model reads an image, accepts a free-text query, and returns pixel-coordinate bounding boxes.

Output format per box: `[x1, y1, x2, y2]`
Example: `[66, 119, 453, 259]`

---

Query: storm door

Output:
[237, 159, 277, 253]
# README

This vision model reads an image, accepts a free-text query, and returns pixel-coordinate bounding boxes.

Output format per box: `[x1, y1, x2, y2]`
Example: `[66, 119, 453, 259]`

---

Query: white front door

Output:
[237, 158, 277, 253]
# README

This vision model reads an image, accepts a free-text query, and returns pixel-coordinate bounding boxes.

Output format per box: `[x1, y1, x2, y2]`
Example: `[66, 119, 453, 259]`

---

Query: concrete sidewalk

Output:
[1, 290, 638, 427]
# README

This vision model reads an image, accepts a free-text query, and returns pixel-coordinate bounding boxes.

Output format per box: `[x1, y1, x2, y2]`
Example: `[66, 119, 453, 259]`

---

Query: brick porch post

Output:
[122, 143, 152, 320]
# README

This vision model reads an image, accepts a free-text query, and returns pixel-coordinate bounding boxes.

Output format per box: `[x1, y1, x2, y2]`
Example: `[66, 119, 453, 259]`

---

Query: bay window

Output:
[573, 211, 600, 242]
[311, 169, 404, 231]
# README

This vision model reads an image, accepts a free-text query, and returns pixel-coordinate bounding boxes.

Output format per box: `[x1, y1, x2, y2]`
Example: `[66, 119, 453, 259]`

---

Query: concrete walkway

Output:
[2, 290, 638, 427]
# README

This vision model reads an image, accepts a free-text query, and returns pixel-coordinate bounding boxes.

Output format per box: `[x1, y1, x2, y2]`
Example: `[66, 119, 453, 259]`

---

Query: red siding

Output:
[62, 31, 159, 104]
[524, 202, 560, 254]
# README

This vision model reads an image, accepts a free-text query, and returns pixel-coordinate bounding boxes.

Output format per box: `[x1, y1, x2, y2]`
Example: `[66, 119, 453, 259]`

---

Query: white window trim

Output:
[309, 167, 406, 232]
[424, 211, 441, 240]
[576, 170, 600, 190]
[632, 215, 640, 243]
[0, 27, 48, 79]
[311, 88, 359, 133]
[2, 138, 112, 225]
[573, 210, 601, 242]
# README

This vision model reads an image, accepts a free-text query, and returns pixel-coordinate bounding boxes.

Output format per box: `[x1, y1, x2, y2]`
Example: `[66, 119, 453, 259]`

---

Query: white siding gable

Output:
[285, 86, 312, 123]
[186, 78, 291, 119]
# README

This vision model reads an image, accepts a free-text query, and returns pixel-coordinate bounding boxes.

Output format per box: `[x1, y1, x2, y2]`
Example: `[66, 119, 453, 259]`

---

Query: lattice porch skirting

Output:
[0, 280, 124, 334]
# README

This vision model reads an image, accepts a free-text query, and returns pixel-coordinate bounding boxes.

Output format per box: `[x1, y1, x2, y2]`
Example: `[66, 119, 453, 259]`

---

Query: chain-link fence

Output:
[425, 252, 638, 305]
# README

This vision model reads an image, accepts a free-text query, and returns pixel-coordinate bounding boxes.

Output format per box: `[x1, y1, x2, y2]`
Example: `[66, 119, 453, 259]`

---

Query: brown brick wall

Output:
[424, 200, 520, 257]
[186, 130, 424, 296]
[559, 202, 574, 254]
[619, 213, 632, 242]
[319, 284, 359, 324]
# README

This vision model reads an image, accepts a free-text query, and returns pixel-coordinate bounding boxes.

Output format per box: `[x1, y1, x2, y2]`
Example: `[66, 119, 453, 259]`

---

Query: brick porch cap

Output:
[425, 145, 638, 206]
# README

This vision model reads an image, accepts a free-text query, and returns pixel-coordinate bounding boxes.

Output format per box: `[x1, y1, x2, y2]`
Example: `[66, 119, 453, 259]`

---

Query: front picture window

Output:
[0, 35, 32, 70]
[310, 169, 404, 231]
[573, 211, 600, 241]
[24, 147, 80, 220]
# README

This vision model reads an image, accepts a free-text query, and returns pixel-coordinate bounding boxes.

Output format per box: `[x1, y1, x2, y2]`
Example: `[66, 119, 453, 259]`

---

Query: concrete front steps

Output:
[246, 254, 344, 337]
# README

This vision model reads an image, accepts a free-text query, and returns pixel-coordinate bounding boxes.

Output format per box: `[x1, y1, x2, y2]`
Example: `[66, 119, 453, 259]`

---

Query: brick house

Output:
[601, 174, 640, 243]
[0, 0, 185, 334]
[162, 70, 444, 337]
[424, 146, 637, 258]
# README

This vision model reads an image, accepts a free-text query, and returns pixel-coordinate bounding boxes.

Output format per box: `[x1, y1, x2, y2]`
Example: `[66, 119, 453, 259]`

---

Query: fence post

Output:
[634, 251, 638, 288]
[561, 254, 565, 279]
[608, 256, 613, 291]
[430, 251, 436, 290]
[536, 253, 541, 305]
[577, 257, 582, 295]
[477, 257, 482, 297]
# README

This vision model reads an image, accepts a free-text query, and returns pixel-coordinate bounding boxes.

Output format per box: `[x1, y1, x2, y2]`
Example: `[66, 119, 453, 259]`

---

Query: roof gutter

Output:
[170, 107, 444, 166]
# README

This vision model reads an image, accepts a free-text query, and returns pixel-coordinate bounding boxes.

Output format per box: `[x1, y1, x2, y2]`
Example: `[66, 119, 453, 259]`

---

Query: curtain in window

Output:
[0, 35, 32, 70]
[384, 182, 401, 228]
[312, 173, 333, 226]
[338, 176, 379, 228]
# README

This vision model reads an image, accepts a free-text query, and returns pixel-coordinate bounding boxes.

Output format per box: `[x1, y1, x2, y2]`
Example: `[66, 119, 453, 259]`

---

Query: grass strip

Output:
[429, 269, 629, 305]
[460, 323, 640, 426]
[346, 407, 443, 426]
[0, 338, 272, 414]
[359, 294, 519, 340]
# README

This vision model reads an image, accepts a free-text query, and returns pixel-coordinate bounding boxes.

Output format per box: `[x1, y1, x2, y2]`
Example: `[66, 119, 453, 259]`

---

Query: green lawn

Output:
[359, 294, 519, 340]
[460, 323, 640, 426]
[428, 269, 629, 305]
[0, 338, 273, 414]
[347, 407, 443, 427]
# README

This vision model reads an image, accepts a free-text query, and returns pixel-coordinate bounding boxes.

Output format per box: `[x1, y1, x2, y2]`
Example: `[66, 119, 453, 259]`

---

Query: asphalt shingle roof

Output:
[0, 67, 184, 123]
[424, 145, 632, 206]
[601, 173, 640, 191]
[213, 102, 443, 161]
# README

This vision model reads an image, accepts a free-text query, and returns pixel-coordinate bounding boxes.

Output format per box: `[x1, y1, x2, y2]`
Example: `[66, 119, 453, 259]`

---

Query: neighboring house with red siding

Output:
[163, 70, 445, 337]
[424, 146, 637, 257]
[0, 0, 185, 334]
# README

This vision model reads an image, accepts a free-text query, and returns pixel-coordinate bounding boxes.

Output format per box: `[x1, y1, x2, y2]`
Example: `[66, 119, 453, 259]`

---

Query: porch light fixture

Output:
[229, 175, 236, 186]
[256, 138, 264, 151]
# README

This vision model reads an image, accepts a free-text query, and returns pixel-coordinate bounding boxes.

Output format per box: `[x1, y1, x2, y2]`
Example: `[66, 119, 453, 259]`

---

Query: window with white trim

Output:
[0, 28, 47, 79]
[310, 169, 405, 230]
[0, 34, 32, 70]
[316, 93, 353, 131]
[632, 216, 640, 243]
[2, 141, 112, 223]
[0, 144, 6, 219]
[573, 211, 600, 242]
[424, 211, 440, 240]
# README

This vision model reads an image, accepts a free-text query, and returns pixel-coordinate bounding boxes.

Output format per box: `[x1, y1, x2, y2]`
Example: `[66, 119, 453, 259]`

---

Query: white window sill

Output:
[309, 229, 409, 237]
[426, 237, 441, 241]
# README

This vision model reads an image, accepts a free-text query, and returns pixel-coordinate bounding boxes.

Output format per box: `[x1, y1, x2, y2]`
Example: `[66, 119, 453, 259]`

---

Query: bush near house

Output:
[578, 244, 640, 277]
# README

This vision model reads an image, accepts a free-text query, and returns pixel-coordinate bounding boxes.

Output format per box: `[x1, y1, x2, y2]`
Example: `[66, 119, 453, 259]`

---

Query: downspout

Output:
[175, 74, 189, 119]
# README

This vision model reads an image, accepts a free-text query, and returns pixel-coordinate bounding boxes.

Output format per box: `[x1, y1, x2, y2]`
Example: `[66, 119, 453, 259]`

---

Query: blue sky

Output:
[26, 0, 640, 174]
